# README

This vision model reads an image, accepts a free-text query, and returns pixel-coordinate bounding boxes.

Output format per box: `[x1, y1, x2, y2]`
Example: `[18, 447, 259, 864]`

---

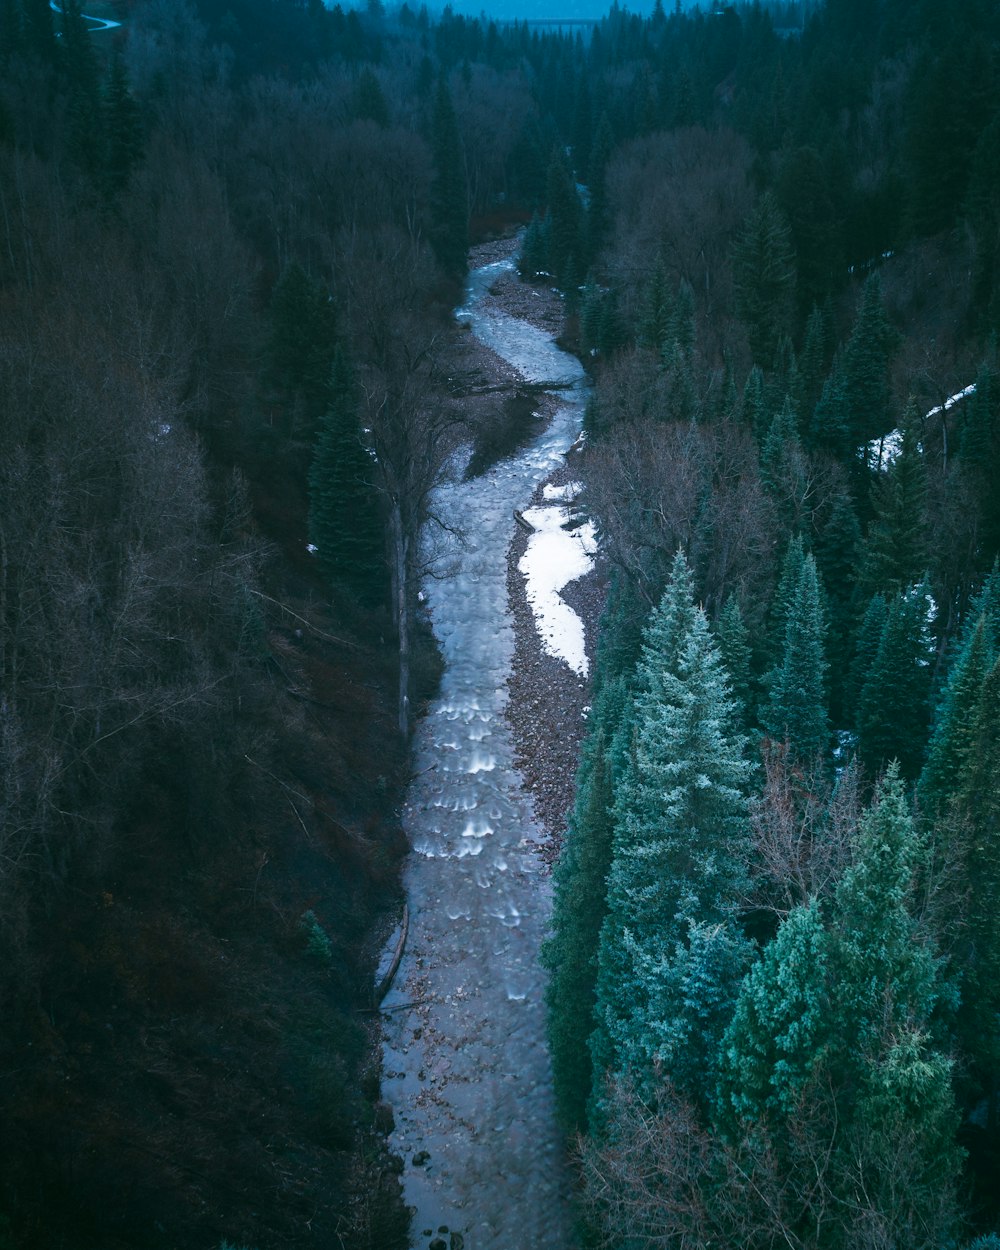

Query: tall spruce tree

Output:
[842, 272, 898, 452]
[718, 898, 830, 1127]
[732, 190, 797, 370]
[858, 399, 929, 598]
[762, 553, 829, 763]
[856, 582, 934, 779]
[307, 347, 385, 604]
[542, 676, 629, 1134]
[591, 552, 754, 1109]
[429, 76, 468, 278]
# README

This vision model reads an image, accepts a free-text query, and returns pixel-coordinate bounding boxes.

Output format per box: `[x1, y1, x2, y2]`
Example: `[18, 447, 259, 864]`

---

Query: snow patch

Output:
[518, 501, 598, 678]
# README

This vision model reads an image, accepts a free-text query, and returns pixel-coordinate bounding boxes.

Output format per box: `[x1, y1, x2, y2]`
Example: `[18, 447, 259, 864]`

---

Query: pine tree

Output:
[741, 364, 766, 440]
[762, 554, 829, 763]
[798, 303, 830, 417]
[732, 190, 797, 370]
[715, 594, 754, 730]
[429, 76, 468, 279]
[766, 533, 806, 669]
[809, 354, 852, 457]
[842, 272, 898, 451]
[103, 48, 144, 198]
[718, 899, 830, 1127]
[858, 399, 929, 598]
[814, 490, 863, 725]
[584, 111, 614, 264]
[307, 347, 385, 603]
[545, 147, 584, 289]
[353, 66, 389, 126]
[62, 0, 104, 181]
[591, 552, 754, 1107]
[518, 211, 550, 279]
[918, 616, 993, 816]
[265, 263, 337, 442]
[856, 583, 934, 779]
[542, 676, 629, 1134]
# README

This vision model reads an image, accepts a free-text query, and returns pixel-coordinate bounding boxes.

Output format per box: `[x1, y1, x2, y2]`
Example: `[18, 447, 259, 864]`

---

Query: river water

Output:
[379, 258, 587, 1250]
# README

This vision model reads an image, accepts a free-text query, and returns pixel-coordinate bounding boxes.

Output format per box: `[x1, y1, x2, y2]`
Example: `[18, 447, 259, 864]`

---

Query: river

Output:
[379, 255, 588, 1250]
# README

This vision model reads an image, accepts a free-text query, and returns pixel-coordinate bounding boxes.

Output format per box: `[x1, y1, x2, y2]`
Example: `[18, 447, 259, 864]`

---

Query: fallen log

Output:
[374, 903, 409, 1006]
[513, 509, 535, 533]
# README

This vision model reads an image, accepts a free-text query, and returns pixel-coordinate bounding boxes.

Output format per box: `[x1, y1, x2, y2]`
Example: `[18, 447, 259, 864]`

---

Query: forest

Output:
[1, 0, 999, 1245]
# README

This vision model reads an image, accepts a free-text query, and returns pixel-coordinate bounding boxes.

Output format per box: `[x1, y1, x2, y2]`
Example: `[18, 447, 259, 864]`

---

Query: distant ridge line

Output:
[514, 17, 600, 24]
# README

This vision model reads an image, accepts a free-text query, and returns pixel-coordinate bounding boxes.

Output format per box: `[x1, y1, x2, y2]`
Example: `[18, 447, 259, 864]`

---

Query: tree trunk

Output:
[389, 499, 410, 738]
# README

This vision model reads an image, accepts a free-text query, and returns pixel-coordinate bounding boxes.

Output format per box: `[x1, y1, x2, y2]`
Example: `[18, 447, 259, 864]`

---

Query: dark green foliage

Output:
[264, 264, 337, 443]
[762, 554, 829, 763]
[919, 617, 993, 817]
[307, 347, 385, 605]
[714, 595, 753, 731]
[858, 400, 929, 597]
[814, 490, 863, 724]
[353, 66, 389, 126]
[428, 76, 468, 278]
[542, 676, 628, 1135]
[545, 147, 584, 290]
[842, 272, 898, 451]
[856, 583, 934, 779]
[719, 770, 962, 1243]
[591, 552, 754, 1108]
[103, 49, 144, 197]
[61, 0, 103, 179]
[518, 211, 550, 279]
[732, 191, 796, 370]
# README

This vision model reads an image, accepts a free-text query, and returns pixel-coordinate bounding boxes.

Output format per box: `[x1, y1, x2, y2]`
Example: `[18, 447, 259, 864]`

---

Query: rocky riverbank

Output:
[467, 233, 609, 858]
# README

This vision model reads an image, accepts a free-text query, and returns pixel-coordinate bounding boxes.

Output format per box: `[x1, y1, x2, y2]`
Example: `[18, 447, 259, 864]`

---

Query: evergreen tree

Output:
[760, 396, 808, 530]
[103, 48, 144, 198]
[545, 147, 584, 289]
[814, 490, 863, 724]
[762, 553, 829, 763]
[858, 399, 929, 598]
[732, 190, 797, 369]
[766, 533, 806, 669]
[721, 770, 961, 1245]
[353, 66, 389, 126]
[542, 676, 628, 1134]
[846, 591, 889, 729]
[718, 898, 830, 1127]
[856, 583, 934, 779]
[429, 76, 468, 278]
[265, 263, 337, 442]
[307, 347, 385, 604]
[808, 354, 852, 457]
[584, 111, 614, 264]
[829, 769, 961, 1227]
[798, 303, 830, 417]
[518, 210, 550, 279]
[62, 0, 104, 181]
[714, 594, 754, 730]
[918, 616, 993, 816]
[842, 272, 898, 451]
[591, 552, 754, 1108]
[953, 654, 1000, 1085]
[741, 364, 767, 441]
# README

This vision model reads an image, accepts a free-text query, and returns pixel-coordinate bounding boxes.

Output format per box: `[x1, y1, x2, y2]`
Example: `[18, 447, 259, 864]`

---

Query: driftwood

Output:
[513, 509, 535, 534]
[374, 903, 409, 1006]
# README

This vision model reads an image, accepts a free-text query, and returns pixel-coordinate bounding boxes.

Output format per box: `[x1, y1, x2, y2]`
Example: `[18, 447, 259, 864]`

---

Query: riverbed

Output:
[379, 251, 589, 1250]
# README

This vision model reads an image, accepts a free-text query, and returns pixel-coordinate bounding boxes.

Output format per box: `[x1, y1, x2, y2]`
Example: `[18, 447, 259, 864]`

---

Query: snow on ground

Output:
[868, 382, 977, 469]
[518, 500, 597, 678]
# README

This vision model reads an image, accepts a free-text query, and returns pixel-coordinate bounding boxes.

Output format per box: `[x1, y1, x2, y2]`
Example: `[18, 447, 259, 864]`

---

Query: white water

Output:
[380, 257, 586, 1249]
